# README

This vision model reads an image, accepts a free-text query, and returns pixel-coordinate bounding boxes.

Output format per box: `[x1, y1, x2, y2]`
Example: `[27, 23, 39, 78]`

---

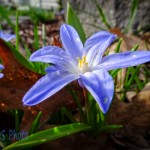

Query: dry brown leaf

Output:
[0, 39, 83, 132]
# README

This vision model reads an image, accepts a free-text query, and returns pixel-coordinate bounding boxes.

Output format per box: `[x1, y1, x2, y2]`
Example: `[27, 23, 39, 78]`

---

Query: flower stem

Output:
[83, 88, 89, 123]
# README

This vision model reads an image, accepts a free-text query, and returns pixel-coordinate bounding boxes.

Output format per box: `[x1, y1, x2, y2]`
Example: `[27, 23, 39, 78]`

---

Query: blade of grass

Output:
[5, 41, 35, 71]
[115, 38, 123, 53]
[24, 44, 32, 58]
[61, 107, 77, 123]
[124, 44, 139, 84]
[67, 85, 85, 122]
[110, 39, 122, 77]
[131, 44, 139, 51]
[126, 65, 141, 87]
[135, 76, 143, 90]
[42, 24, 46, 47]
[15, 10, 19, 51]
[110, 69, 121, 78]
[124, 0, 139, 33]
[89, 99, 97, 129]
[93, 0, 111, 29]
[143, 66, 150, 77]
[0, 5, 15, 30]
[100, 111, 105, 125]
[29, 111, 42, 135]
[99, 124, 123, 132]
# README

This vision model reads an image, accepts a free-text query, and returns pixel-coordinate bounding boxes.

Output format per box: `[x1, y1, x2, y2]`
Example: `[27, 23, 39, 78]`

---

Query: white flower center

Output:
[78, 55, 89, 73]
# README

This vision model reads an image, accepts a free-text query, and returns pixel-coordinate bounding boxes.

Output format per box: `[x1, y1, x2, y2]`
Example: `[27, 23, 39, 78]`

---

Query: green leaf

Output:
[135, 76, 143, 90]
[131, 44, 139, 51]
[66, 3, 86, 43]
[110, 68, 121, 78]
[124, 0, 139, 33]
[126, 65, 141, 87]
[15, 10, 19, 51]
[29, 112, 42, 135]
[67, 85, 85, 122]
[115, 38, 123, 53]
[3, 123, 91, 150]
[5, 42, 35, 71]
[0, 5, 15, 30]
[61, 107, 77, 123]
[89, 99, 97, 129]
[93, 0, 111, 29]
[99, 124, 123, 132]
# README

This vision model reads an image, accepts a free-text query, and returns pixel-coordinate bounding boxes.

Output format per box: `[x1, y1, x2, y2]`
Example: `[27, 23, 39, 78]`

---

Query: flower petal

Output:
[45, 66, 59, 73]
[80, 69, 114, 113]
[30, 46, 71, 68]
[30, 46, 68, 63]
[0, 64, 4, 78]
[0, 31, 16, 41]
[86, 44, 102, 67]
[97, 51, 150, 70]
[85, 31, 116, 67]
[0, 73, 3, 78]
[60, 24, 83, 62]
[23, 71, 78, 106]
[0, 64, 4, 70]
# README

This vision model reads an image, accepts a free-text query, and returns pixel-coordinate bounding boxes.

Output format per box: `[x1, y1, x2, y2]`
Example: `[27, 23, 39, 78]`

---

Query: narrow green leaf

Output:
[131, 44, 139, 51]
[61, 107, 77, 123]
[98, 110, 105, 126]
[5, 42, 35, 71]
[93, 0, 111, 29]
[124, 67, 132, 86]
[115, 38, 123, 53]
[0, 5, 15, 30]
[110, 68, 121, 78]
[124, 44, 139, 85]
[66, 3, 86, 43]
[126, 65, 141, 87]
[89, 99, 97, 129]
[24, 44, 32, 58]
[3, 123, 91, 150]
[15, 10, 19, 51]
[135, 76, 143, 90]
[143, 66, 150, 77]
[124, 0, 139, 33]
[110, 39, 123, 77]
[42, 24, 46, 47]
[99, 124, 123, 132]
[67, 85, 85, 122]
[29, 112, 42, 135]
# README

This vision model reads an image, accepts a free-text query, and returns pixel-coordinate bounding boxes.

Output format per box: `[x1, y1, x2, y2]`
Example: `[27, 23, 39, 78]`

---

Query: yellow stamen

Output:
[77, 55, 89, 73]
[78, 56, 87, 67]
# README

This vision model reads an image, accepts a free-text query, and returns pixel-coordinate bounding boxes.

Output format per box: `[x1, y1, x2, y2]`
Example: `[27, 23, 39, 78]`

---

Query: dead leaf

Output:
[0, 39, 83, 132]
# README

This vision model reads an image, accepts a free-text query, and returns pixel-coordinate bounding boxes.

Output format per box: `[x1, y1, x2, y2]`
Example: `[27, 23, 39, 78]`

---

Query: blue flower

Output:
[0, 64, 4, 78]
[0, 30, 16, 41]
[23, 24, 150, 113]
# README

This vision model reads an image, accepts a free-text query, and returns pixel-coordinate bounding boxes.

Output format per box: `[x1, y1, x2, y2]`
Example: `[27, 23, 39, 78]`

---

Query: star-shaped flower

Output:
[0, 64, 4, 78]
[23, 24, 150, 113]
[0, 30, 16, 41]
